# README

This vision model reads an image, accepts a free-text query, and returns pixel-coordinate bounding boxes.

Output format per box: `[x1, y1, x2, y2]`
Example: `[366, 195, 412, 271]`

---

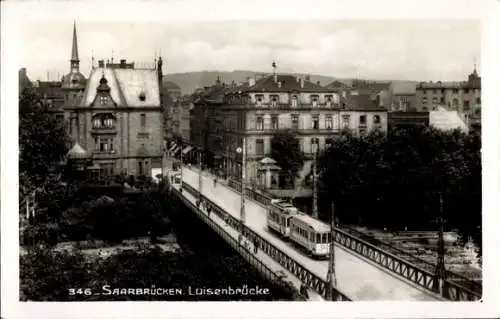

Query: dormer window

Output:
[139, 92, 146, 101]
[100, 95, 108, 105]
[256, 94, 264, 106]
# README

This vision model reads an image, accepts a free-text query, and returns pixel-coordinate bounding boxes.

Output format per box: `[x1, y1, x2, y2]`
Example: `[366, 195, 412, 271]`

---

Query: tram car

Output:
[289, 213, 331, 259]
[266, 200, 298, 237]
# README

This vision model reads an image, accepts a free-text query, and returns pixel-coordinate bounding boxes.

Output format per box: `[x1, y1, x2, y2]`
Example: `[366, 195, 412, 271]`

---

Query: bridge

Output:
[167, 162, 481, 301]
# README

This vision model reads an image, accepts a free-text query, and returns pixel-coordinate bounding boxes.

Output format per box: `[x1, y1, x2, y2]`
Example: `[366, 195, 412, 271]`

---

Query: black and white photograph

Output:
[2, 0, 500, 318]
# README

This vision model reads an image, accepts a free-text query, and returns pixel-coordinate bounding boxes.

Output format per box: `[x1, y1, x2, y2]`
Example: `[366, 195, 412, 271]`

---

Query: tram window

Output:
[327, 233, 332, 242]
[322, 233, 327, 243]
[316, 233, 320, 243]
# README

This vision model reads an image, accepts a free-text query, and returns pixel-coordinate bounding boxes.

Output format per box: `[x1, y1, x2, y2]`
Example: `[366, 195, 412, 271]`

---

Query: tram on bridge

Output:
[266, 199, 332, 259]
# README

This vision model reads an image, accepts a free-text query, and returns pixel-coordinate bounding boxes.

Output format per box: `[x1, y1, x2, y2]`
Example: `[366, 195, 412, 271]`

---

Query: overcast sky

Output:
[18, 19, 480, 82]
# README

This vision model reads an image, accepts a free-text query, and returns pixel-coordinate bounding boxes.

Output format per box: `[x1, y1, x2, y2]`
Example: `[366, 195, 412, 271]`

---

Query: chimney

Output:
[299, 78, 304, 88]
[120, 59, 126, 66]
[316, 81, 321, 85]
[248, 77, 256, 86]
[277, 81, 282, 88]
[305, 75, 310, 81]
[98, 60, 104, 68]
[272, 61, 277, 83]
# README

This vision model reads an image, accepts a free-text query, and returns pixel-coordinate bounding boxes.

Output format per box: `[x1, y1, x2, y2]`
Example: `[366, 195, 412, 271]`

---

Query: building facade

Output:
[163, 81, 182, 102]
[191, 68, 388, 190]
[62, 23, 164, 178]
[415, 68, 481, 115]
[389, 82, 417, 112]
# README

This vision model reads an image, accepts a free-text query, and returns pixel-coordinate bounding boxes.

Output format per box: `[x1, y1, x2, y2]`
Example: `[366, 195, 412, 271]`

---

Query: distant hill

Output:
[163, 70, 416, 95]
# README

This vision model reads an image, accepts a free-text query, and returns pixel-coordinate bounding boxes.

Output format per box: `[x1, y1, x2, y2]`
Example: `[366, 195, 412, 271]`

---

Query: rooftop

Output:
[80, 67, 160, 107]
[347, 93, 382, 110]
[163, 81, 182, 90]
[243, 74, 336, 93]
[293, 213, 331, 233]
[391, 81, 417, 95]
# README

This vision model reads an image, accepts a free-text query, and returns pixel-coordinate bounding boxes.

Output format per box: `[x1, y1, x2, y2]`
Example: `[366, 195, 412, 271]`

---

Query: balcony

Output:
[252, 102, 341, 110]
[91, 126, 117, 135]
[247, 123, 340, 135]
[91, 150, 118, 159]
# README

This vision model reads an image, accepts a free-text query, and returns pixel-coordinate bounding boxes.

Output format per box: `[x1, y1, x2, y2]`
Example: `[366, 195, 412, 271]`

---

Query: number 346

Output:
[68, 288, 92, 296]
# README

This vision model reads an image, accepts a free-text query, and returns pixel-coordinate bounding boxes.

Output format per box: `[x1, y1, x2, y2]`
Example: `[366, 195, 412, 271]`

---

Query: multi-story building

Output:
[191, 67, 388, 191]
[340, 94, 388, 135]
[32, 80, 66, 120]
[165, 95, 192, 142]
[163, 81, 182, 102]
[62, 23, 164, 178]
[389, 82, 417, 112]
[415, 67, 481, 115]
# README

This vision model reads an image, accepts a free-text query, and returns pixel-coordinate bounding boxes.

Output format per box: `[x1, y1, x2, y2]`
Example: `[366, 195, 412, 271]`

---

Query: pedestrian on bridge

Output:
[213, 177, 217, 187]
[253, 237, 258, 254]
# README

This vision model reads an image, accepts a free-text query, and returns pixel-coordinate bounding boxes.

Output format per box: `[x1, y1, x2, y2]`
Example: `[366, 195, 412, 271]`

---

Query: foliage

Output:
[19, 89, 70, 187]
[270, 129, 306, 187]
[318, 126, 481, 249]
[20, 246, 93, 301]
[20, 193, 297, 301]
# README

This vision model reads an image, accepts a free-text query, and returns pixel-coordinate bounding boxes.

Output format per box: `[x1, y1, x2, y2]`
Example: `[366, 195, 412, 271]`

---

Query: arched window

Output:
[92, 114, 115, 129]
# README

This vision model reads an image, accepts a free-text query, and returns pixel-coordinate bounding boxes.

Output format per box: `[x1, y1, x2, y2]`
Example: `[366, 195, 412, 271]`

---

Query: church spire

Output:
[70, 21, 80, 71]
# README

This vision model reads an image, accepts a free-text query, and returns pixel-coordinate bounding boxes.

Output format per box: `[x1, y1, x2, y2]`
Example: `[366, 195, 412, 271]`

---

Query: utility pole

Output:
[240, 136, 246, 225]
[179, 140, 183, 192]
[326, 202, 337, 300]
[198, 150, 203, 203]
[312, 143, 318, 219]
[434, 193, 446, 296]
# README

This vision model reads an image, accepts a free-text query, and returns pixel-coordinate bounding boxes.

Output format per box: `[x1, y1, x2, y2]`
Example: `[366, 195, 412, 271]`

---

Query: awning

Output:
[182, 146, 193, 154]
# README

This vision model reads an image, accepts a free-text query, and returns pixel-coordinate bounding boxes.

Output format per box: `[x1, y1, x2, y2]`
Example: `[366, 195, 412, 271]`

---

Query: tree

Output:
[270, 129, 306, 188]
[318, 126, 481, 249]
[19, 89, 70, 187]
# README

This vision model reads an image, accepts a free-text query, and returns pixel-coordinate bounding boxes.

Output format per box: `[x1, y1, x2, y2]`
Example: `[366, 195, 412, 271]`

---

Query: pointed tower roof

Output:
[67, 142, 88, 159]
[71, 21, 79, 62]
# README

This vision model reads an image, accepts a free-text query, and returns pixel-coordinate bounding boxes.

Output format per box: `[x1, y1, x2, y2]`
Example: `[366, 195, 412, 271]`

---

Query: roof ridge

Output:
[110, 68, 127, 106]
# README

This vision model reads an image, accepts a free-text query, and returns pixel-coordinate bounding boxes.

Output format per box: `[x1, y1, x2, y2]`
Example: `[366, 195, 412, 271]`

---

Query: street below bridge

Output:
[180, 165, 442, 301]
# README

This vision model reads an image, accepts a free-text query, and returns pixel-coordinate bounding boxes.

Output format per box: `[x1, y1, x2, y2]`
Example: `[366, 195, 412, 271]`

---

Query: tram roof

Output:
[293, 213, 330, 233]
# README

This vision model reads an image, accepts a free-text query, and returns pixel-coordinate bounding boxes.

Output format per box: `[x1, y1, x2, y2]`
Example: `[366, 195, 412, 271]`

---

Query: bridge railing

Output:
[226, 179, 481, 301]
[179, 181, 351, 301]
[171, 185, 303, 300]
[339, 225, 482, 295]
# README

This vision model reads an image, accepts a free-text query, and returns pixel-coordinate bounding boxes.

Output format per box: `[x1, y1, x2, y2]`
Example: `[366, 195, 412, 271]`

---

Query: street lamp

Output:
[434, 193, 446, 296]
[179, 140, 183, 193]
[236, 136, 246, 225]
[326, 202, 337, 300]
[198, 150, 203, 205]
[312, 142, 319, 219]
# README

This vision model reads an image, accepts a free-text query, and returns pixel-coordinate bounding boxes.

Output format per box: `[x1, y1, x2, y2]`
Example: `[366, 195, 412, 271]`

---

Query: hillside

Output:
[163, 70, 416, 95]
